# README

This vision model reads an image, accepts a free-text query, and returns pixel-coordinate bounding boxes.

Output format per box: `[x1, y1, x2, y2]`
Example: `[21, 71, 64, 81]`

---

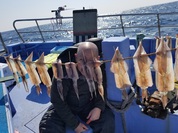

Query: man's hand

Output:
[75, 123, 88, 133]
[86, 107, 101, 124]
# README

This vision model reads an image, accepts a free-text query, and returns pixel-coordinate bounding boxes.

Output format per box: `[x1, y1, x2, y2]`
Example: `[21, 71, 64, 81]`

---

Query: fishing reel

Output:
[142, 95, 168, 119]
[134, 84, 168, 119]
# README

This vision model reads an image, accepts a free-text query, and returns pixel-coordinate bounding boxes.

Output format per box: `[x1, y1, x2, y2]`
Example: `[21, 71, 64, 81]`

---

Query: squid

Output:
[65, 62, 79, 99]
[153, 37, 174, 108]
[14, 55, 29, 92]
[86, 61, 98, 97]
[176, 34, 178, 48]
[80, 57, 104, 100]
[165, 35, 172, 49]
[77, 51, 97, 98]
[174, 38, 178, 99]
[52, 59, 64, 101]
[133, 41, 153, 102]
[84, 63, 96, 98]
[94, 58, 104, 100]
[155, 36, 161, 50]
[4, 54, 19, 84]
[24, 52, 42, 95]
[36, 53, 52, 96]
[110, 47, 131, 100]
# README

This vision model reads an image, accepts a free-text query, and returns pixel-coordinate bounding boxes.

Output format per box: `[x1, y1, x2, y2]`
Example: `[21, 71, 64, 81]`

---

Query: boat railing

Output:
[13, 16, 73, 43]
[12, 12, 178, 43]
[0, 32, 8, 53]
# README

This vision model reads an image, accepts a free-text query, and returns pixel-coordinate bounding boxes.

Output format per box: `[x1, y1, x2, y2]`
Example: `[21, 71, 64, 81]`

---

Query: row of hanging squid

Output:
[112, 35, 177, 109]
[4, 51, 104, 101]
[3, 35, 178, 107]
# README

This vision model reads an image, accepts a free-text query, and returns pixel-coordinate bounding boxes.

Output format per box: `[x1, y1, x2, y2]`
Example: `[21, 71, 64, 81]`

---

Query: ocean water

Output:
[1, 1, 178, 50]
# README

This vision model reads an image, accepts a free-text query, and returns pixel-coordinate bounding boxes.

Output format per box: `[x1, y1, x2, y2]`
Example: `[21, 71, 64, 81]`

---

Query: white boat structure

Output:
[1, 7, 178, 133]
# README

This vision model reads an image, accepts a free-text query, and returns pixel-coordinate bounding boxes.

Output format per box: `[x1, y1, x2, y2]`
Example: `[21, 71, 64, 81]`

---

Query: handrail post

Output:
[120, 15, 125, 36]
[157, 14, 161, 37]
[13, 20, 25, 43]
[35, 20, 45, 42]
[0, 32, 8, 53]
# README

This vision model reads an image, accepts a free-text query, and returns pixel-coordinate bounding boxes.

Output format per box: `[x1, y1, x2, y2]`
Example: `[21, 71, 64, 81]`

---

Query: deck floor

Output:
[0, 83, 9, 133]
[9, 79, 51, 133]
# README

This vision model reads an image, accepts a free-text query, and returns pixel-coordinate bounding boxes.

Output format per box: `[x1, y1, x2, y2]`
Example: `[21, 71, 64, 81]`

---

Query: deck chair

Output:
[73, 9, 97, 44]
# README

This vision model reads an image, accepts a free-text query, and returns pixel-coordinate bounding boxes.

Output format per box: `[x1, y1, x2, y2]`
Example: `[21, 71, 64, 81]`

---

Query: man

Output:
[55, 5, 66, 24]
[39, 42, 115, 133]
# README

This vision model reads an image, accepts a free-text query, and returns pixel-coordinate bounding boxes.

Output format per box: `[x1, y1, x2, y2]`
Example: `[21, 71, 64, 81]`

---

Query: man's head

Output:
[75, 42, 99, 63]
[75, 42, 99, 75]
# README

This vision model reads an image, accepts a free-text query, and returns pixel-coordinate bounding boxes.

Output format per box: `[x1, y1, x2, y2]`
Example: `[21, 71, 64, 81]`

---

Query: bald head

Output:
[75, 42, 99, 63]
[75, 42, 99, 75]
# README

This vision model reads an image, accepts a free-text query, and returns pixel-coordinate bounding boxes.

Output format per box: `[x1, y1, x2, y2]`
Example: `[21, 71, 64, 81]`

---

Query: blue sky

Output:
[0, 0, 176, 32]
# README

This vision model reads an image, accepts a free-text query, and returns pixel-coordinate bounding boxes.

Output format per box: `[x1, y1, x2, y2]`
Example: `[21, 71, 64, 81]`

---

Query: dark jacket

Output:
[50, 75, 105, 130]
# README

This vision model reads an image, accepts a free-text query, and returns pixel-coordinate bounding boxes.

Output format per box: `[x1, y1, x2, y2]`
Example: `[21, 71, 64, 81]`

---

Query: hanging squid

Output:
[52, 59, 64, 101]
[133, 41, 153, 102]
[174, 35, 178, 99]
[155, 36, 161, 49]
[165, 35, 172, 49]
[65, 62, 79, 99]
[4, 54, 19, 84]
[77, 50, 97, 98]
[176, 34, 178, 48]
[36, 53, 52, 96]
[110, 47, 132, 100]
[14, 55, 29, 92]
[94, 58, 104, 100]
[24, 52, 42, 95]
[153, 37, 174, 108]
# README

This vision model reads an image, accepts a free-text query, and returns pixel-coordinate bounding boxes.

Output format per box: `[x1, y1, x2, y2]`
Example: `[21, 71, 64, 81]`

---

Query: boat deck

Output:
[2, 36, 178, 133]
[9, 80, 51, 133]
[0, 83, 9, 133]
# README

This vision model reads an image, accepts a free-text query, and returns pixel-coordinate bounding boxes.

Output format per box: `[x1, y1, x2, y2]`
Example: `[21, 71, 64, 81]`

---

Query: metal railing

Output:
[13, 16, 73, 43]
[12, 12, 178, 43]
[0, 32, 8, 53]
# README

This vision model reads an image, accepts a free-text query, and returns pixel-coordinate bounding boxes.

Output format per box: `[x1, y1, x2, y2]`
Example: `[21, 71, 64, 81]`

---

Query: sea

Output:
[1, 1, 178, 50]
